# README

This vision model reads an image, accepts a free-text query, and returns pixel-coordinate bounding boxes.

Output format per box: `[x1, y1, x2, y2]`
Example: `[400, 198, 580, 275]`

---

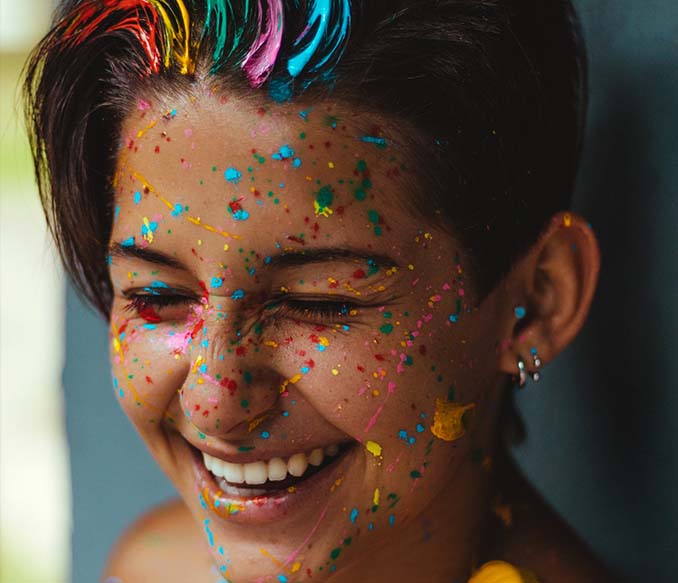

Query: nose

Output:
[179, 314, 280, 438]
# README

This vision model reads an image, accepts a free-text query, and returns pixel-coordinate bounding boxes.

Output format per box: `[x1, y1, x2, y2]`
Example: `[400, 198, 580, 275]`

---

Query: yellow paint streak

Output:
[191, 355, 203, 374]
[365, 440, 382, 457]
[373, 488, 380, 506]
[288, 373, 303, 384]
[430, 397, 475, 441]
[247, 415, 267, 433]
[125, 163, 241, 241]
[259, 547, 285, 569]
[136, 119, 157, 139]
[142, 217, 154, 243]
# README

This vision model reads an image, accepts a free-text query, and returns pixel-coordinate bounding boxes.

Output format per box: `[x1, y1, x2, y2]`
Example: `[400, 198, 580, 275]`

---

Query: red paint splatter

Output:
[190, 319, 205, 339]
[139, 306, 161, 323]
[229, 198, 244, 213]
[287, 236, 305, 246]
[353, 269, 366, 279]
[219, 378, 238, 395]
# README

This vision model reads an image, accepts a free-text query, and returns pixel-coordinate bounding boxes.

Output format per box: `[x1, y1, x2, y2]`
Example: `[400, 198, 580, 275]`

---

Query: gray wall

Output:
[65, 1, 677, 581]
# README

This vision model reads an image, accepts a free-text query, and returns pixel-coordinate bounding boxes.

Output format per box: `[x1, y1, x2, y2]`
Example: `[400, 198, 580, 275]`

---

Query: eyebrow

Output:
[109, 242, 188, 270]
[109, 243, 400, 271]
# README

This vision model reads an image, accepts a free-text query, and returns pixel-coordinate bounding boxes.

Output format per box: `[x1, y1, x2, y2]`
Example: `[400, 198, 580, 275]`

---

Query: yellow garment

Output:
[468, 561, 539, 583]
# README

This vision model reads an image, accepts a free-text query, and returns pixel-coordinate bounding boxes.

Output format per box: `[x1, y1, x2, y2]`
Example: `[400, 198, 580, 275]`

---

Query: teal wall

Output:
[64, 2, 677, 581]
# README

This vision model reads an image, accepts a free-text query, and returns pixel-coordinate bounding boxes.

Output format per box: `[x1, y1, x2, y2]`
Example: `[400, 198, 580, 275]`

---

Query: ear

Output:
[496, 212, 600, 378]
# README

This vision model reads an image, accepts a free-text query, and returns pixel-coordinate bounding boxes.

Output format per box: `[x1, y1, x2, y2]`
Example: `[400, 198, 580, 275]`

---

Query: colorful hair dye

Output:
[58, 0, 352, 96]
[241, 0, 284, 87]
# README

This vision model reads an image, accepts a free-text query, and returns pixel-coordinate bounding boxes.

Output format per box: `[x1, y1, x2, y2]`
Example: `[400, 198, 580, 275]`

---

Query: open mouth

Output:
[194, 442, 354, 499]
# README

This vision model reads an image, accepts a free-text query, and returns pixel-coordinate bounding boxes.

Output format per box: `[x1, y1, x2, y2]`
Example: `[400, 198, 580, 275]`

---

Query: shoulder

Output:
[490, 453, 620, 583]
[102, 498, 213, 583]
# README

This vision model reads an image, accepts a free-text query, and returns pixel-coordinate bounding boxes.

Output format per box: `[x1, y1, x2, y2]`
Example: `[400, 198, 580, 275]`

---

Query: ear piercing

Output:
[517, 347, 542, 388]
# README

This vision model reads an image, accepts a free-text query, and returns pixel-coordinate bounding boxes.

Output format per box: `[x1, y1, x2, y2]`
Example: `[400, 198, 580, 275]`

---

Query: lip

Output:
[171, 432, 358, 525]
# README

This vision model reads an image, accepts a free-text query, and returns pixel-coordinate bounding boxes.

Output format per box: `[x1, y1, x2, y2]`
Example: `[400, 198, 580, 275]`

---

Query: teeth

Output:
[308, 448, 324, 466]
[201, 444, 344, 489]
[268, 457, 287, 481]
[288, 453, 309, 477]
[244, 461, 268, 485]
[222, 461, 244, 484]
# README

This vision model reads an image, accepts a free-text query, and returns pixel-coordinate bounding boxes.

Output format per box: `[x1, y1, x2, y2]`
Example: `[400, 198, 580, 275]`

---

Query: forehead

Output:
[112, 90, 445, 267]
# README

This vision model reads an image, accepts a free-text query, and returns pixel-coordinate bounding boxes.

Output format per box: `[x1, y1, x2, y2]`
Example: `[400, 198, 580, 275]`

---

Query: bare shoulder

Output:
[491, 453, 621, 583]
[102, 498, 214, 583]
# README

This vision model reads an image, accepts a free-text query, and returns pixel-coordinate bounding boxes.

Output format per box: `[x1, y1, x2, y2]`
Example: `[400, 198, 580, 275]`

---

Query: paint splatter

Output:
[365, 440, 382, 457]
[314, 185, 334, 217]
[225, 167, 242, 185]
[430, 397, 475, 441]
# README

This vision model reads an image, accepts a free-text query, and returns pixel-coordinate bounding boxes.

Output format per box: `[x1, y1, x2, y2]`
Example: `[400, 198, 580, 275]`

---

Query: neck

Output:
[331, 450, 496, 583]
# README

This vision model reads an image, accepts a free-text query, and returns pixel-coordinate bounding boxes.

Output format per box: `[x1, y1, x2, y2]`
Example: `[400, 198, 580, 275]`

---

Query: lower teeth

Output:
[218, 480, 269, 497]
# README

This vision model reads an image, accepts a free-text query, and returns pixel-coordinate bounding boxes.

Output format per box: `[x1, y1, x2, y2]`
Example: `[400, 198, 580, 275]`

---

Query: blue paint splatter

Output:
[141, 221, 158, 236]
[272, 144, 295, 160]
[360, 136, 388, 148]
[261, 431, 270, 439]
[134, 191, 141, 205]
[350, 507, 359, 523]
[204, 519, 214, 546]
[121, 237, 135, 247]
[233, 209, 250, 221]
[231, 289, 245, 300]
[211, 277, 224, 288]
[514, 306, 526, 319]
[292, 157, 302, 168]
[225, 167, 242, 185]
[171, 203, 184, 217]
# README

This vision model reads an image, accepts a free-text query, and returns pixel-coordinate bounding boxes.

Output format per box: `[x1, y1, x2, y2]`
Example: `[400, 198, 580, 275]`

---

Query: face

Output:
[108, 89, 504, 582]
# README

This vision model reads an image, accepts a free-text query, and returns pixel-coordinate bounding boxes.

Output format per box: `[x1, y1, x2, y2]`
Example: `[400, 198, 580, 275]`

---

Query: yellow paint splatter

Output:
[430, 397, 475, 441]
[142, 217, 154, 243]
[373, 488, 380, 506]
[563, 212, 572, 227]
[365, 440, 382, 457]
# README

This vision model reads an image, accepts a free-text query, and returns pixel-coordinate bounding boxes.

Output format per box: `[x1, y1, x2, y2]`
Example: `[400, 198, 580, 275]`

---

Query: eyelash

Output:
[122, 291, 357, 325]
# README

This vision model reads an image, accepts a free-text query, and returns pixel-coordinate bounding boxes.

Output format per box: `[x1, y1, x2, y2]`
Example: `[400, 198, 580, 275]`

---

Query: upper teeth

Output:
[202, 444, 341, 485]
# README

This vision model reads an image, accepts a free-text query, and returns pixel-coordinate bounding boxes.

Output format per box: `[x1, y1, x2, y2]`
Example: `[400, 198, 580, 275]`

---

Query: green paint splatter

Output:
[380, 324, 394, 335]
[330, 547, 342, 560]
[314, 185, 334, 217]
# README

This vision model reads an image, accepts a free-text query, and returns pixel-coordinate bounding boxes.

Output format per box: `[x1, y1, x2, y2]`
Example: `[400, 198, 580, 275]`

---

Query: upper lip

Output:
[181, 432, 351, 464]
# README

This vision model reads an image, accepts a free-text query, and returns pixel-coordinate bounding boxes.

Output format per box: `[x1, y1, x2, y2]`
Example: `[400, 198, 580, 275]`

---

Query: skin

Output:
[102, 85, 605, 583]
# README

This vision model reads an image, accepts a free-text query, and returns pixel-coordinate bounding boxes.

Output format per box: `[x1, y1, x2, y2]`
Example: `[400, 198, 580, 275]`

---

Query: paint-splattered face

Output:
[108, 89, 501, 581]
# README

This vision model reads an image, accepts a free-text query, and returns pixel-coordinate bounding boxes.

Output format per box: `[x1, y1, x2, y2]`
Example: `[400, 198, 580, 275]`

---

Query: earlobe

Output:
[497, 212, 600, 378]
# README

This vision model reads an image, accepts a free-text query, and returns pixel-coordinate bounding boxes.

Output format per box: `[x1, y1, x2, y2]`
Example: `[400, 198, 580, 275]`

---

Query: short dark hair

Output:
[24, 0, 587, 318]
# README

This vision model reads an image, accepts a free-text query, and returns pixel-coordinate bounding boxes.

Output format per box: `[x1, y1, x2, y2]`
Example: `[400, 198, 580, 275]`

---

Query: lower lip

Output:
[184, 440, 358, 525]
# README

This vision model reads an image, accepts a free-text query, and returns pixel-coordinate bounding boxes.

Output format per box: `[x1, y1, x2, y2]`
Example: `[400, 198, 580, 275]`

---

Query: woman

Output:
[24, 0, 615, 581]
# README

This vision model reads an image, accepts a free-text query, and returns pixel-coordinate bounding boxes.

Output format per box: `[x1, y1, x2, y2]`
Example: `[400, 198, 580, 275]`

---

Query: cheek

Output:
[109, 315, 189, 427]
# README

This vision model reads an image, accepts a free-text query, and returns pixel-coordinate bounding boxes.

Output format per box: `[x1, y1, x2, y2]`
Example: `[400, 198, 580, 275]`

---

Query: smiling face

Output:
[108, 88, 506, 582]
